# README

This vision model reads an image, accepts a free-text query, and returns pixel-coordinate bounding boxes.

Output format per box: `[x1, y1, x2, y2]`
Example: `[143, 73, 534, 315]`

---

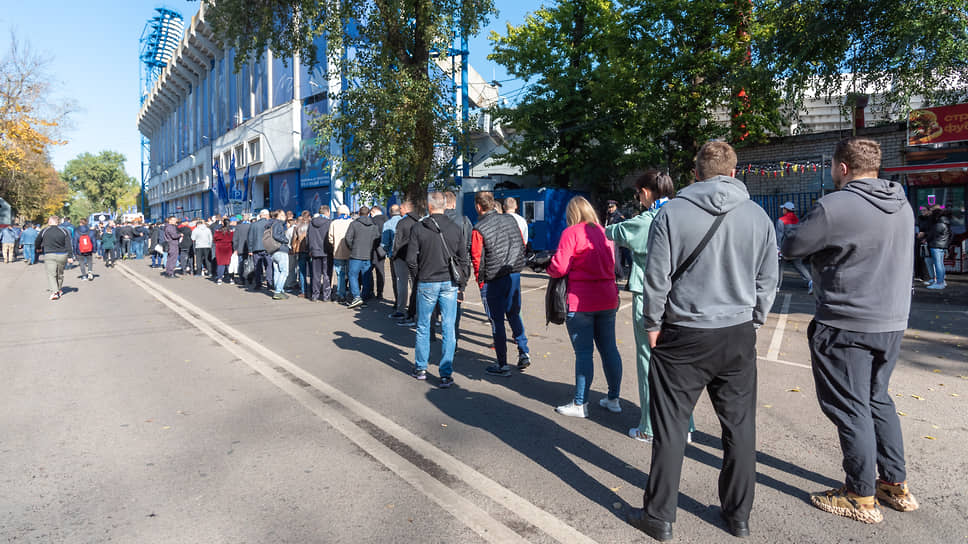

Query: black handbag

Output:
[545, 275, 568, 325]
[430, 218, 462, 287]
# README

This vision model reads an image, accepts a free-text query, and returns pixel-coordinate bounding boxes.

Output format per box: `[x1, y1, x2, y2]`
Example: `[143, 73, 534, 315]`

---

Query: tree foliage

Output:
[205, 0, 496, 210]
[490, 0, 968, 192]
[0, 33, 71, 221]
[61, 151, 137, 212]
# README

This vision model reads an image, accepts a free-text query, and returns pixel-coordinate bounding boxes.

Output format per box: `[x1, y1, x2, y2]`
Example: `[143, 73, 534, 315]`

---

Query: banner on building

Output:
[271, 171, 301, 211]
[907, 103, 968, 146]
[300, 96, 332, 189]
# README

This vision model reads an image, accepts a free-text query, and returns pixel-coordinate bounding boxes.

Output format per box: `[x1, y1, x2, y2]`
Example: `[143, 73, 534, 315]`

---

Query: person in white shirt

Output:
[190, 220, 214, 276]
[504, 197, 528, 246]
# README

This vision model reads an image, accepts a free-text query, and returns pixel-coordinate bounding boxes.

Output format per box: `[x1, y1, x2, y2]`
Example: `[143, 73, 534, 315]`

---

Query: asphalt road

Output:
[1, 257, 966, 543]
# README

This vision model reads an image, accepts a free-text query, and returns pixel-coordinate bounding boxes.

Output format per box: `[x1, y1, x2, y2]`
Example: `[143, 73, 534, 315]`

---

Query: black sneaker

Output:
[517, 353, 531, 371]
[438, 376, 454, 388]
[396, 319, 416, 327]
[485, 364, 512, 377]
[412, 369, 427, 380]
[388, 311, 406, 319]
[272, 292, 290, 300]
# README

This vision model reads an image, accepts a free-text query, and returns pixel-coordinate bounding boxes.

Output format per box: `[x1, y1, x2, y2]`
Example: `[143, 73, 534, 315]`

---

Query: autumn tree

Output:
[0, 33, 71, 220]
[204, 0, 496, 210]
[61, 151, 137, 212]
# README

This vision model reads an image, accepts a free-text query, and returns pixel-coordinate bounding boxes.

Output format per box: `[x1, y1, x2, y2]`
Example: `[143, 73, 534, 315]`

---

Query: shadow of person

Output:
[332, 330, 412, 376]
[422, 386, 713, 525]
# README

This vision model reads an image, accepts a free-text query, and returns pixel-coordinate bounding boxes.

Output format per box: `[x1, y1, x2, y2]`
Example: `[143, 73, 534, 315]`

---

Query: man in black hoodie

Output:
[366, 205, 388, 299]
[177, 219, 194, 275]
[308, 205, 332, 301]
[783, 138, 918, 524]
[406, 192, 468, 386]
[344, 206, 380, 308]
[246, 209, 273, 290]
[392, 201, 420, 324]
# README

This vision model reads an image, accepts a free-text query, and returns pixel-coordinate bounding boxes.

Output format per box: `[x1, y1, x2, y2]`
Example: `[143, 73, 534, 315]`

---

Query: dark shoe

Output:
[438, 376, 454, 388]
[388, 311, 406, 319]
[412, 368, 427, 380]
[720, 512, 750, 538]
[627, 509, 673, 541]
[272, 292, 289, 300]
[517, 353, 531, 371]
[485, 364, 512, 377]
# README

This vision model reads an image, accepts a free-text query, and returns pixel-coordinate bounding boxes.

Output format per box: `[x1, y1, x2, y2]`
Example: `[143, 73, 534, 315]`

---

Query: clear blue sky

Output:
[2, 1, 540, 181]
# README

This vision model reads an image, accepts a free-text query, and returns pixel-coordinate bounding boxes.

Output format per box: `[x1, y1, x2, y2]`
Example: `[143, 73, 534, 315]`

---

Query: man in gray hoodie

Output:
[628, 141, 777, 541]
[782, 137, 917, 524]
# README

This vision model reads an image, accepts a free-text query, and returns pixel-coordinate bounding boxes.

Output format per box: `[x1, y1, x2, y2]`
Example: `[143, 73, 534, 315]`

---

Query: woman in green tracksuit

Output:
[100, 227, 118, 268]
[606, 170, 695, 444]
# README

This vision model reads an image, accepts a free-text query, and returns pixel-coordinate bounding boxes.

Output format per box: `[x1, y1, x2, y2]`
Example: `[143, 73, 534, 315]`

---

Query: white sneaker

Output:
[555, 402, 588, 418]
[687, 432, 693, 444]
[629, 427, 653, 443]
[599, 397, 621, 413]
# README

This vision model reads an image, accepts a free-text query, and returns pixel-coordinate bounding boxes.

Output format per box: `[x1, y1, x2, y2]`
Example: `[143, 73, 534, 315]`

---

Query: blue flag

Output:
[242, 164, 251, 203]
[212, 160, 222, 200]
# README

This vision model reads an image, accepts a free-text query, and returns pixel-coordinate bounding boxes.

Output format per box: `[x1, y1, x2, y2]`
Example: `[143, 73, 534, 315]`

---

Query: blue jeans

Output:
[334, 259, 349, 300]
[929, 247, 946, 285]
[348, 258, 371, 300]
[134, 239, 145, 259]
[415, 281, 459, 376]
[296, 253, 310, 294]
[152, 250, 163, 267]
[565, 308, 623, 405]
[22, 244, 35, 264]
[272, 251, 289, 293]
[481, 273, 529, 365]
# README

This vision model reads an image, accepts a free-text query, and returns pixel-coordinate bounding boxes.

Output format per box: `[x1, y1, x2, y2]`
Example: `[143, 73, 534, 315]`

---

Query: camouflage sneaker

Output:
[876, 480, 919, 512]
[810, 487, 883, 524]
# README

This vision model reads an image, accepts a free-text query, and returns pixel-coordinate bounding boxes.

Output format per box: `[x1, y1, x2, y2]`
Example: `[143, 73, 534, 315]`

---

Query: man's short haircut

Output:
[79, 218, 88, 226]
[475, 191, 495, 212]
[259, 209, 270, 218]
[428, 192, 446, 212]
[337, 204, 350, 216]
[389, 204, 400, 215]
[358, 206, 370, 217]
[48, 216, 59, 225]
[695, 140, 738, 180]
[319, 205, 331, 216]
[504, 197, 518, 212]
[834, 137, 881, 174]
[371, 205, 382, 213]
[443, 191, 457, 206]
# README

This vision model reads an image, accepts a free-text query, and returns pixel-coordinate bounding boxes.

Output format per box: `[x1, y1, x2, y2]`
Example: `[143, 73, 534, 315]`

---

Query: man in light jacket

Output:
[327, 205, 353, 302]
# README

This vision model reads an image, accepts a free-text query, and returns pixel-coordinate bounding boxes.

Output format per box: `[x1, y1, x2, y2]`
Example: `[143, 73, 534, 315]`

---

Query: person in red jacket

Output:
[776, 202, 813, 293]
[212, 219, 235, 285]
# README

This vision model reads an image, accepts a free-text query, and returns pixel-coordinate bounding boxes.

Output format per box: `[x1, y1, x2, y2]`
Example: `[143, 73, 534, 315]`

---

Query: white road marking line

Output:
[118, 264, 599, 544]
[463, 283, 546, 306]
[766, 293, 792, 361]
[619, 301, 633, 312]
[758, 356, 812, 370]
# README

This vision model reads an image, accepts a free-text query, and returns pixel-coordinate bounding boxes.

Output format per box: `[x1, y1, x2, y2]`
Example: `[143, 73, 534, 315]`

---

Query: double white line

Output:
[117, 264, 599, 544]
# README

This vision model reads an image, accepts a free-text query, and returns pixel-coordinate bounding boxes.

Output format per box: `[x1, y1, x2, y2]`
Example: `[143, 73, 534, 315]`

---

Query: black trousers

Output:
[310, 255, 331, 301]
[194, 247, 211, 275]
[251, 251, 272, 288]
[645, 321, 757, 524]
[178, 248, 193, 273]
[371, 257, 386, 297]
[808, 320, 906, 497]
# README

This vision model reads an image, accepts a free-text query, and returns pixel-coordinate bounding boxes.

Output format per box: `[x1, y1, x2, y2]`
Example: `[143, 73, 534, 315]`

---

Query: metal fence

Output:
[751, 192, 822, 224]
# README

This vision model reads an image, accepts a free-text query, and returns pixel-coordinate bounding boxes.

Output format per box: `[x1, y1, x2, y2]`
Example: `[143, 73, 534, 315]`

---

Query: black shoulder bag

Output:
[430, 218, 463, 287]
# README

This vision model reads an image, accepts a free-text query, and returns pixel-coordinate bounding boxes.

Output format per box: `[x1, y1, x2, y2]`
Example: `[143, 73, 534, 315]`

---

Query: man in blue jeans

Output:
[344, 206, 380, 309]
[20, 223, 39, 264]
[407, 192, 468, 387]
[470, 191, 531, 377]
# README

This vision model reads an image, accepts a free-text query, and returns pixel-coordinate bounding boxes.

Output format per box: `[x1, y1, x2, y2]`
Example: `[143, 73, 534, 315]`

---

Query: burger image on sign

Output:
[909, 109, 943, 143]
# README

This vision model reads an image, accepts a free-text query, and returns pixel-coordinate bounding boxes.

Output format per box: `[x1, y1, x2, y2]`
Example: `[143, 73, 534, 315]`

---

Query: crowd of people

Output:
[15, 138, 929, 540]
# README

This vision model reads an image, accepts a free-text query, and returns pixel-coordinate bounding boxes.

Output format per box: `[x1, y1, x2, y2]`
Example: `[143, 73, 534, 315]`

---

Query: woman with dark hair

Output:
[924, 206, 951, 290]
[213, 218, 235, 285]
[606, 170, 695, 444]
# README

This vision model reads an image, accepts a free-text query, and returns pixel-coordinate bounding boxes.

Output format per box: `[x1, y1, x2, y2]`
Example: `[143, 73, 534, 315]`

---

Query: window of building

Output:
[253, 53, 267, 115]
[247, 138, 261, 164]
[271, 50, 293, 108]
[299, 35, 328, 100]
[222, 152, 231, 172]
[234, 144, 245, 167]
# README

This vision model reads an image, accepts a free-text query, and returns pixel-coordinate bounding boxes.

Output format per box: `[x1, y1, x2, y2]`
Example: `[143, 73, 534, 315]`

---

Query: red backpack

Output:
[78, 233, 93, 254]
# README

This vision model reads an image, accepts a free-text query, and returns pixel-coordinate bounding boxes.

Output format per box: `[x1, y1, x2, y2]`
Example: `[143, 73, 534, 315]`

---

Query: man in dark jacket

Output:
[924, 207, 951, 289]
[73, 219, 97, 281]
[117, 222, 135, 259]
[430, 191, 473, 344]
[232, 215, 252, 285]
[148, 223, 163, 268]
[365, 205, 389, 299]
[177, 219, 194, 274]
[392, 201, 420, 324]
[246, 209, 273, 290]
[344, 206, 380, 308]
[37, 215, 74, 299]
[268, 210, 292, 300]
[163, 216, 180, 278]
[783, 137, 918, 524]
[308, 205, 332, 301]
[406, 192, 468, 386]
[470, 191, 531, 377]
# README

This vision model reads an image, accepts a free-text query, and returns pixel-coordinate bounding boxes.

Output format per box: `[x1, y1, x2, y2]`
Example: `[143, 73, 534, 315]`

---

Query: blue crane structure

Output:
[139, 8, 184, 219]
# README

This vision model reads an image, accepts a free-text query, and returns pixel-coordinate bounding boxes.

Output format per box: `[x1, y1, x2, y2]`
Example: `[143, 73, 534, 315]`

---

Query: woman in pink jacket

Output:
[547, 196, 623, 418]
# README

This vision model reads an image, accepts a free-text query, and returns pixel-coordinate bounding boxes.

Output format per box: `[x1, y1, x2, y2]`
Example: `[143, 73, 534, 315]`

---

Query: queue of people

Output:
[22, 138, 925, 541]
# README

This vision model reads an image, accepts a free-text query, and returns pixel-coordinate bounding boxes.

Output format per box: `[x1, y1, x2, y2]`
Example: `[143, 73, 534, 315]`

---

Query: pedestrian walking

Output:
[1, 222, 20, 263]
[781, 137, 919, 524]
[470, 191, 531, 376]
[74, 219, 97, 281]
[547, 196, 622, 418]
[407, 192, 468, 387]
[213, 219, 235, 284]
[20, 223, 38, 265]
[606, 170, 696, 443]
[776, 202, 813, 293]
[328, 205, 353, 303]
[627, 141, 778, 541]
[308, 205, 333, 302]
[100, 226, 118, 268]
[36, 216, 74, 300]
[163, 216, 181, 278]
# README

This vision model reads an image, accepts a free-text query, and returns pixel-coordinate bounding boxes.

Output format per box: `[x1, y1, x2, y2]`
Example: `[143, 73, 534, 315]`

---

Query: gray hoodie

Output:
[781, 178, 913, 333]
[643, 175, 778, 331]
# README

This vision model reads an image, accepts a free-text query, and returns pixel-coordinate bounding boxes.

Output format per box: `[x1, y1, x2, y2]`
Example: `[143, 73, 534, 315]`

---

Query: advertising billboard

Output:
[907, 103, 968, 146]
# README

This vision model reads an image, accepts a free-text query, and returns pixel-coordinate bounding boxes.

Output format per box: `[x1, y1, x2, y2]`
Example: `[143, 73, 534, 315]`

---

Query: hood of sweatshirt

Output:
[355, 215, 375, 227]
[311, 215, 330, 228]
[676, 175, 751, 216]
[842, 178, 907, 214]
[76, 225, 93, 236]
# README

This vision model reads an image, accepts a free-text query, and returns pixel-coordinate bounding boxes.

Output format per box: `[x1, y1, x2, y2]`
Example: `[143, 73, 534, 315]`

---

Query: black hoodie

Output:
[782, 177, 914, 333]
[308, 215, 332, 257]
[407, 213, 468, 287]
[344, 215, 380, 261]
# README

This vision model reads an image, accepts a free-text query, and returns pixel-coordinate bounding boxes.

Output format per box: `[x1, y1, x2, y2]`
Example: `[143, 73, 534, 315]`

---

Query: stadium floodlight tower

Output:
[139, 7, 184, 219]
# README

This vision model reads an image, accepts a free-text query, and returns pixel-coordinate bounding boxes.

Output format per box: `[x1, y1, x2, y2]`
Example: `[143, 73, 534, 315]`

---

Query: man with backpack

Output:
[246, 209, 274, 291]
[74, 219, 97, 281]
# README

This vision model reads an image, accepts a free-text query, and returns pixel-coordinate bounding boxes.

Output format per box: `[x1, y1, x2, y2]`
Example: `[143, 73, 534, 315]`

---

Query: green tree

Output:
[61, 151, 137, 212]
[205, 0, 496, 210]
